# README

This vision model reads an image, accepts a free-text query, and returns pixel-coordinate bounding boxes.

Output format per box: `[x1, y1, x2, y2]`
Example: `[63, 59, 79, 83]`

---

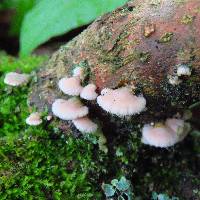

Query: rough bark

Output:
[29, 0, 200, 135]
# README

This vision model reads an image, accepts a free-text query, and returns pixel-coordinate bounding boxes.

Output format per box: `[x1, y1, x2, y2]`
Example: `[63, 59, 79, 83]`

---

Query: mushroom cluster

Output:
[51, 65, 191, 149]
[4, 66, 191, 149]
[52, 66, 98, 134]
[168, 64, 192, 86]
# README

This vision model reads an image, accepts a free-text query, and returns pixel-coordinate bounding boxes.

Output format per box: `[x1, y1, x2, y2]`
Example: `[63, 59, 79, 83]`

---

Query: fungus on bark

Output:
[73, 67, 85, 80]
[58, 76, 83, 96]
[80, 84, 98, 100]
[97, 87, 146, 117]
[141, 118, 190, 148]
[52, 98, 88, 120]
[72, 116, 98, 133]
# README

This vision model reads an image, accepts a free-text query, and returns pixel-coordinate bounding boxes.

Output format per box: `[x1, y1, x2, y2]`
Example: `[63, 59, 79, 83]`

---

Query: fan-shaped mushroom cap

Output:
[72, 116, 98, 133]
[80, 84, 98, 100]
[58, 76, 83, 96]
[4, 72, 30, 86]
[26, 112, 42, 126]
[142, 118, 190, 148]
[52, 98, 88, 120]
[73, 67, 85, 80]
[97, 87, 146, 116]
[142, 124, 177, 148]
[177, 65, 191, 76]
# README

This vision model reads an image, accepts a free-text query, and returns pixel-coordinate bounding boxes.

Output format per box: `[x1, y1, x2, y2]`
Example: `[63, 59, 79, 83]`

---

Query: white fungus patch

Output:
[73, 67, 85, 80]
[72, 116, 98, 133]
[80, 84, 98, 100]
[141, 118, 190, 148]
[46, 115, 52, 121]
[4, 72, 30, 86]
[168, 75, 182, 85]
[177, 64, 191, 76]
[52, 98, 88, 120]
[26, 112, 42, 126]
[58, 76, 83, 96]
[97, 87, 146, 117]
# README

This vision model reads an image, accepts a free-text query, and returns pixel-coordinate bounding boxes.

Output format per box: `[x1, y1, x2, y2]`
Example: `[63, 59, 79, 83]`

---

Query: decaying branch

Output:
[29, 0, 200, 135]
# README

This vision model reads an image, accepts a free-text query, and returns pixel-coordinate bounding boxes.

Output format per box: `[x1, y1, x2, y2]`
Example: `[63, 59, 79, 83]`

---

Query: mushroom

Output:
[168, 75, 182, 85]
[73, 66, 85, 80]
[46, 115, 52, 121]
[177, 64, 191, 76]
[80, 84, 98, 100]
[141, 118, 190, 148]
[52, 98, 88, 120]
[4, 72, 30, 86]
[72, 116, 98, 133]
[26, 112, 42, 126]
[58, 76, 83, 96]
[97, 87, 146, 117]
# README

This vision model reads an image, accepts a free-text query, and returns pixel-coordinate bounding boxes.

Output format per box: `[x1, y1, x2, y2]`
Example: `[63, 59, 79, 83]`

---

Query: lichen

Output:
[159, 32, 173, 43]
[181, 14, 194, 24]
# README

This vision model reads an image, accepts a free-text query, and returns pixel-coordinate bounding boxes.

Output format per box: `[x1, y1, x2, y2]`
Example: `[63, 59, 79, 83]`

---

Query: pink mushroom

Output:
[52, 98, 88, 120]
[72, 116, 98, 133]
[97, 87, 146, 116]
[141, 118, 190, 148]
[73, 67, 85, 80]
[26, 112, 42, 126]
[4, 72, 30, 86]
[58, 76, 83, 96]
[80, 84, 98, 100]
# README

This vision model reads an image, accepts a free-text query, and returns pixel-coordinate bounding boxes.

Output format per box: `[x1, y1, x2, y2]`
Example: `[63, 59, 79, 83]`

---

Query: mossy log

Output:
[29, 0, 200, 135]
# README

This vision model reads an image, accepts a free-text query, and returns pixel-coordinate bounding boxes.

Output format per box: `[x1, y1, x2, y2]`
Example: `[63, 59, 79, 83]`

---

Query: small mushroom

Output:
[72, 116, 98, 133]
[4, 72, 30, 86]
[177, 64, 191, 76]
[52, 98, 88, 120]
[80, 84, 98, 100]
[26, 112, 42, 126]
[168, 75, 182, 85]
[46, 115, 52, 121]
[73, 67, 85, 80]
[141, 118, 190, 148]
[58, 76, 83, 96]
[97, 87, 146, 117]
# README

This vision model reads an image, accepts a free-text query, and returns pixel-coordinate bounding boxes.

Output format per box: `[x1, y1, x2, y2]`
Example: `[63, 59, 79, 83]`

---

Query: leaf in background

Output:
[20, 0, 128, 56]
[102, 183, 115, 197]
[116, 176, 131, 191]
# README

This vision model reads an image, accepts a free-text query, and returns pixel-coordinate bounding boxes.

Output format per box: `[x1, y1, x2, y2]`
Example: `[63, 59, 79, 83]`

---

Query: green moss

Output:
[0, 53, 47, 139]
[0, 129, 101, 200]
[159, 32, 173, 43]
[139, 51, 151, 63]
[181, 14, 194, 24]
[0, 52, 47, 73]
[0, 53, 102, 199]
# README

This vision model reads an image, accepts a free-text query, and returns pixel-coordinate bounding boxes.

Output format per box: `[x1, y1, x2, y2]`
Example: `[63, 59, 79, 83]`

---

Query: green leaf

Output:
[116, 176, 130, 191]
[20, 0, 128, 56]
[111, 179, 119, 187]
[102, 183, 115, 197]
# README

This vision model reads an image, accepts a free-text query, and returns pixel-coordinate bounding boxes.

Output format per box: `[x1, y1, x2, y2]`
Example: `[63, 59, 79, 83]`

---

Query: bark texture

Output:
[29, 0, 200, 134]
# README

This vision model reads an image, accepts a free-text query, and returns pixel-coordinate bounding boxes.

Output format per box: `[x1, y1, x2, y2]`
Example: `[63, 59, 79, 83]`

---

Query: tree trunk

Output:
[29, 0, 200, 135]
